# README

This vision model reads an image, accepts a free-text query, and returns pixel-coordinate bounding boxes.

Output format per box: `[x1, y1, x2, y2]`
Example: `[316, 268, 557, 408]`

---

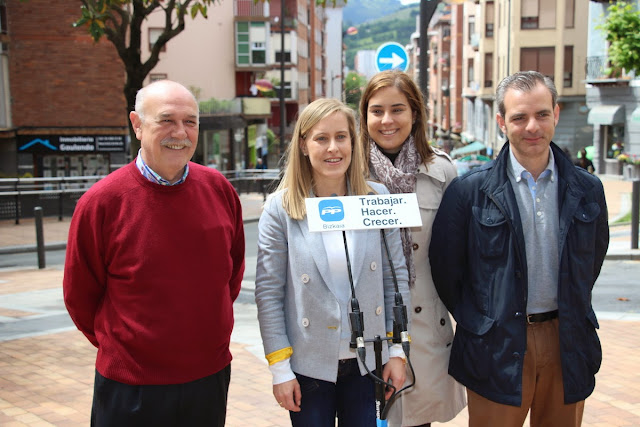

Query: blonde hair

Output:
[359, 70, 434, 170]
[278, 98, 373, 220]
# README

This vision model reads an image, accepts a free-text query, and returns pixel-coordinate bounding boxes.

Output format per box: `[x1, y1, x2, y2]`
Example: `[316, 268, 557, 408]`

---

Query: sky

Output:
[400, 0, 420, 4]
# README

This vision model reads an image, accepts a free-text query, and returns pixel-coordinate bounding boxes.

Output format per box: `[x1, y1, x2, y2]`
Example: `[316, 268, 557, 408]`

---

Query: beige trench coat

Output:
[387, 150, 467, 426]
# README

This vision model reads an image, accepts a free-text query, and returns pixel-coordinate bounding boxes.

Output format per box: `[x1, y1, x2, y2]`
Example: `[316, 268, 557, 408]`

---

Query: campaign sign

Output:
[305, 193, 422, 232]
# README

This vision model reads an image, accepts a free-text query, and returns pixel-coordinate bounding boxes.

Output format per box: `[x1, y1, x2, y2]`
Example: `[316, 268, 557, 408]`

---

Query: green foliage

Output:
[74, 1, 215, 42]
[344, 71, 367, 110]
[199, 98, 234, 114]
[598, 2, 640, 76]
[343, 3, 419, 70]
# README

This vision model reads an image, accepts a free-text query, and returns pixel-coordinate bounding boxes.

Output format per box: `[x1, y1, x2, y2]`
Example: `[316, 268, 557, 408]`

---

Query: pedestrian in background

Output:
[430, 71, 609, 426]
[254, 97, 410, 426]
[63, 80, 245, 426]
[359, 70, 466, 427]
[575, 148, 595, 174]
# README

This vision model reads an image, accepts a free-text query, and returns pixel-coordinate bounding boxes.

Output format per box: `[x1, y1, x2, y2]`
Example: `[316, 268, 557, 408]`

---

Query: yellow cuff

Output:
[265, 347, 293, 366]
[386, 331, 412, 342]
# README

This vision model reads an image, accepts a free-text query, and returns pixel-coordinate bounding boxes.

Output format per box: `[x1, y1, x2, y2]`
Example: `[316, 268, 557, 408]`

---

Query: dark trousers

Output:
[91, 364, 231, 427]
[289, 358, 376, 427]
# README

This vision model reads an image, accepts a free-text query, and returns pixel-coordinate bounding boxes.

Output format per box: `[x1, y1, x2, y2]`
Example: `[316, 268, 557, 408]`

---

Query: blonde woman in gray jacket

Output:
[255, 98, 410, 426]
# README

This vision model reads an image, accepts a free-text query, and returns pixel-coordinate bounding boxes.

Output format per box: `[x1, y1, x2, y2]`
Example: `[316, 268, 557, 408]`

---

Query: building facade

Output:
[141, 0, 332, 169]
[1, 0, 127, 179]
[585, 0, 640, 179]
[427, 0, 590, 162]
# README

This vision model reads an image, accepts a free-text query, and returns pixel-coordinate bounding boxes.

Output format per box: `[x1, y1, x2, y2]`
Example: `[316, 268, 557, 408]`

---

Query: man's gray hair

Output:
[496, 71, 557, 118]
[134, 80, 198, 122]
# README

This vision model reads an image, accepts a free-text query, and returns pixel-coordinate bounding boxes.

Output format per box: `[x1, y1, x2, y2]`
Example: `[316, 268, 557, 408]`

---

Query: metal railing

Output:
[0, 170, 281, 223]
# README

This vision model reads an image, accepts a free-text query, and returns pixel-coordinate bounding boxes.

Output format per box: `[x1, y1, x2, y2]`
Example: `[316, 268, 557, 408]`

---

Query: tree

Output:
[73, 0, 341, 157]
[344, 71, 366, 110]
[598, 1, 640, 77]
[73, 0, 217, 155]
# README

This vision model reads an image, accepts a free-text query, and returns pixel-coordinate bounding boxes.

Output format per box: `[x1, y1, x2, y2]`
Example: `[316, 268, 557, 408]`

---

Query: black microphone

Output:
[374, 190, 410, 358]
[334, 193, 366, 360]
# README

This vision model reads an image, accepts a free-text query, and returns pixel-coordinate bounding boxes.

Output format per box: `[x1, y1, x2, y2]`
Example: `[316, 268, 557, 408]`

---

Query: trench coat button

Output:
[515, 312, 523, 318]
[512, 352, 521, 360]
[440, 318, 446, 326]
[302, 318, 310, 327]
[301, 274, 310, 284]
[376, 306, 383, 315]
[486, 218, 494, 224]
[370, 262, 377, 271]
[412, 243, 419, 250]
[414, 306, 422, 313]
[515, 271, 522, 279]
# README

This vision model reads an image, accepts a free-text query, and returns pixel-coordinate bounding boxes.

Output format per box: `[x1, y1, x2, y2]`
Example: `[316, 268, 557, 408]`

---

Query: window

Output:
[468, 16, 476, 44]
[565, 0, 575, 28]
[150, 73, 168, 83]
[564, 46, 573, 88]
[605, 126, 624, 159]
[484, 53, 493, 88]
[275, 51, 291, 63]
[520, 47, 555, 81]
[236, 22, 267, 66]
[485, 2, 494, 38]
[468, 59, 475, 86]
[521, 0, 556, 30]
[148, 28, 166, 52]
[0, 3, 6, 35]
[276, 82, 292, 99]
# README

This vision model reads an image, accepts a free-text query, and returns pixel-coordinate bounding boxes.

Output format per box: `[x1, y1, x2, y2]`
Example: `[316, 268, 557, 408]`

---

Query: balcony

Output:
[234, 0, 267, 18]
[241, 97, 272, 117]
[585, 56, 633, 86]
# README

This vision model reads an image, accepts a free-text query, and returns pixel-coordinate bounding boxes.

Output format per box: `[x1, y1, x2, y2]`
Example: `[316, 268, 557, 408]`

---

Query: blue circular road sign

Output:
[375, 42, 410, 73]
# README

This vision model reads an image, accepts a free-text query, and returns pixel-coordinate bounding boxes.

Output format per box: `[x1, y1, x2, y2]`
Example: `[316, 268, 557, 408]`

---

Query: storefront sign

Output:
[17, 134, 126, 153]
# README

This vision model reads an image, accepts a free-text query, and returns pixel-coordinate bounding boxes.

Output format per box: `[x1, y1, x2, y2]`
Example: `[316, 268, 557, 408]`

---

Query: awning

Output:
[630, 107, 640, 127]
[461, 131, 475, 143]
[450, 141, 486, 157]
[587, 105, 625, 125]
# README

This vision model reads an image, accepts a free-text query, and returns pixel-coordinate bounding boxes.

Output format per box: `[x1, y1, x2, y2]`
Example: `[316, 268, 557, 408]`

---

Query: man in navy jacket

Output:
[430, 71, 609, 427]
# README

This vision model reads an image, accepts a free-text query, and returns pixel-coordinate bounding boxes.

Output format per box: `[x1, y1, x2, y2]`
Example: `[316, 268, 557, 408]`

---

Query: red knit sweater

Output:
[63, 162, 245, 385]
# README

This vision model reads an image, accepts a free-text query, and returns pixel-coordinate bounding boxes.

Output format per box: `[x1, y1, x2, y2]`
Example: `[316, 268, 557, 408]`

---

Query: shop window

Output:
[606, 126, 624, 159]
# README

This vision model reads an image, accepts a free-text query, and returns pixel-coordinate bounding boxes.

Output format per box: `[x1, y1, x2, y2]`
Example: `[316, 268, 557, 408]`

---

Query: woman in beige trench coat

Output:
[359, 70, 467, 426]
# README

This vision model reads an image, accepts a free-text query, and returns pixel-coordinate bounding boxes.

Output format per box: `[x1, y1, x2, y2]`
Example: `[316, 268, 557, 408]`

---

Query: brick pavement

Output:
[1, 184, 639, 426]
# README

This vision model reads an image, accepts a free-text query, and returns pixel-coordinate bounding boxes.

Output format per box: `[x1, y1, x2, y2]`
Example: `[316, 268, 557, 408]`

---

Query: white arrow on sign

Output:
[379, 52, 405, 69]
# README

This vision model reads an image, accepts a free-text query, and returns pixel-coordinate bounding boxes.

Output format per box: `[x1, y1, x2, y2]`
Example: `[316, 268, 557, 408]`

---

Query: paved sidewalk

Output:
[0, 267, 639, 426]
[0, 181, 639, 426]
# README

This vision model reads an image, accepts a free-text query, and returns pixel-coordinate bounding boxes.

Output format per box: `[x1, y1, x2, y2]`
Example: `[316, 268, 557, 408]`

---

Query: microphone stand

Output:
[342, 228, 415, 424]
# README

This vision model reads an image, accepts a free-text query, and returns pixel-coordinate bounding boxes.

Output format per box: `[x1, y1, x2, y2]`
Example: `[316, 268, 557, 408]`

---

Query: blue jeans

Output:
[290, 358, 376, 427]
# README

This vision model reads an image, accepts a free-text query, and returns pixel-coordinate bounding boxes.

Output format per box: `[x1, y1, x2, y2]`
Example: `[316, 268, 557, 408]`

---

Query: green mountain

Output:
[343, 3, 420, 70]
[342, 0, 403, 26]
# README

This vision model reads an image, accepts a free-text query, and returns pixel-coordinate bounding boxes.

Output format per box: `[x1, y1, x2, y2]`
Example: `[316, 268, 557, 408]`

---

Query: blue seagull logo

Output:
[19, 138, 57, 151]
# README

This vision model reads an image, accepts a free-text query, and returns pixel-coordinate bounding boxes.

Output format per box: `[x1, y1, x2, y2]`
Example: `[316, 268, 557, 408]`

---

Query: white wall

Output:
[140, 1, 236, 101]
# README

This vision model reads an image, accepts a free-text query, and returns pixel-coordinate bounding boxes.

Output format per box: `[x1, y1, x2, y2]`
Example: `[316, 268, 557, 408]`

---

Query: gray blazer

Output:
[255, 181, 410, 383]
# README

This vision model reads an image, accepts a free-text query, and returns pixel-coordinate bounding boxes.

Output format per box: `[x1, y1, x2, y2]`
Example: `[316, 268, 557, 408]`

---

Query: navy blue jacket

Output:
[429, 142, 609, 406]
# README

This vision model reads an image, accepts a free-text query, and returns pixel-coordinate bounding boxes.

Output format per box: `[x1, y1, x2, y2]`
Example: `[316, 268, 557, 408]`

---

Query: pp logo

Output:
[319, 199, 344, 222]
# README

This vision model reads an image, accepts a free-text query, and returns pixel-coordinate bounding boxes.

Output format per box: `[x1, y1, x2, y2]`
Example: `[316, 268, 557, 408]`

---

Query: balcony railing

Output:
[586, 56, 608, 80]
[234, 0, 267, 17]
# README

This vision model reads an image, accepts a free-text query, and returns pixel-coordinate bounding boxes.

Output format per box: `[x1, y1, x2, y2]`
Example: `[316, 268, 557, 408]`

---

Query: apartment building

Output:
[585, 0, 640, 178]
[430, 0, 590, 161]
[140, 0, 331, 170]
[0, 0, 127, 179]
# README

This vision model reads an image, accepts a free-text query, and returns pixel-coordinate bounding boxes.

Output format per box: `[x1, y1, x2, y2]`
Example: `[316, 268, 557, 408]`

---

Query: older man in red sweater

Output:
[63, 80, 245, 426]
